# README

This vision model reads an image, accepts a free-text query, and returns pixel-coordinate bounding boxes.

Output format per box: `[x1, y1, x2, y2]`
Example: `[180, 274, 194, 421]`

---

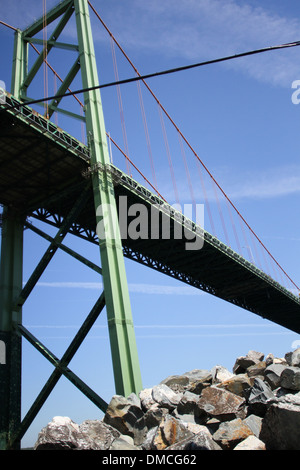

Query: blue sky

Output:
[1, 0, 300, 448]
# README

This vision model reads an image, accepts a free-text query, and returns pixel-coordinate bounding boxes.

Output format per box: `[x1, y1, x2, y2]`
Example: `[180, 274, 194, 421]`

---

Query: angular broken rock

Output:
[142, 427, 158, 450]
[216, 374, 252, 397]
[183, 369, 212, 394]
[139, 388, 155, 411]
[142, 403, 169, 429]
[78, 419, 121, 450]
[233, 350, 264, 374]
[211, 365, 234, 384]
[260, 395, 300, 450]
[264, 364, 287, 390]
[198, 385, 246, 422]
[109, 435, 139, 451]
[285, 347, 300, 367]
[34, 416, 81, 450]
[183, 369, 212, 382]
[167, 427, 222, 451]
[152, 415, 193, 450]
[34, 417, 120, 450]
[212, 418, 253, 450]
[245, 378, 274, 416]
[160, 374, 190, 393]
[280, 367, 300, 391]
[176, 391, 199, 416]
[103, 394, 144, 438]
[246, 361, 267, 378]
[151, 384, 182, 410]
[243, 414, 263, 438]
[233, 435, 266, 450]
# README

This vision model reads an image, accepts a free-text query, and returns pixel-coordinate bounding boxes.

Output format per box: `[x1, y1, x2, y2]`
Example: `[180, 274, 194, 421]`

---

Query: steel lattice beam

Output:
[9, 291, 107, 448]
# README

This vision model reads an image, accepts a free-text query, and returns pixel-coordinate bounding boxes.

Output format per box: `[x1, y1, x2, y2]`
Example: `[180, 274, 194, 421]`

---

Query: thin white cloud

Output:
[227, 165, 300, 200]
[26, 328, 296, 341]
[134, 331, 295, 340]
[98, 0, 300, 87]
[170, 164, 300, 203]
[3, 1, 300, 88]
[0, 1, 58, 31]
[26, 321, 296, 340]
[35, 281, 205, 295]
[27, 323, 278, 329]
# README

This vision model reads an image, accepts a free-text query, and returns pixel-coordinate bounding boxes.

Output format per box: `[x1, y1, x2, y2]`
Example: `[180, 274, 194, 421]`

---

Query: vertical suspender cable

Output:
[43, 0, 49, 119]
[110, 38, 131, 176]
[158, 106, 180, 206]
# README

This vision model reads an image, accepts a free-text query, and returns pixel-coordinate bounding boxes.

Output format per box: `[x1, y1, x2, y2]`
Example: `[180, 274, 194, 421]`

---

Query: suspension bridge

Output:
[0, 0, 300, 449]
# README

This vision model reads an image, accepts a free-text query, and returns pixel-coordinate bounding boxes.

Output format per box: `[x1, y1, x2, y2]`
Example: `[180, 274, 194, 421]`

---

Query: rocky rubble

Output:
[34, 348, 300, 450]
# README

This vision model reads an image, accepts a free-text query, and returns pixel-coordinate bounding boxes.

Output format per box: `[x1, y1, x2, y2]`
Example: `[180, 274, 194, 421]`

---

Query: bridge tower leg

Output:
[74, 0, 142, 396]
[0, 209, 24, 449]
[0, 27, 26, 450]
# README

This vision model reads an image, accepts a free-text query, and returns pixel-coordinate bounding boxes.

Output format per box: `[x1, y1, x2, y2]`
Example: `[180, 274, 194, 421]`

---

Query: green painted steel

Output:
[47, 57, 81, 118]
[9, 292, 107, 447]
[0, 26, 27, 449]
[0, 209, 24, 450]
[11, 29, 27, 100]
[21, 1, 75, 96]
[21, 0, 73, 39]
[14, 185, 91, 313]
[24, 221, 102, 276]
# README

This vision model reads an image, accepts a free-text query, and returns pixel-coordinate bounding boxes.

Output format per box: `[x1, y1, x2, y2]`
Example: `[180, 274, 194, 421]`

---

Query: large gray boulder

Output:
[167, 427, 222, 451]
[160, 374, 190, 393]
[264, 363, 287, 390]
[280, 367, 300, 391]
[211, 365, 234, 384]
[151, 384, 182, 410]
[216, 373, 252, 397]
[177, 369, 212, 394]
[260, 395, 300, 450]
[212, 418, 253, 450]
[245, 377, 274, 416]
[285, 347, 300, 367]
[233, 351, 264, 374]
[233, 435, 266, 450]
[103, 394, 145, 441]
[151, 415, 193, 450]
[243, 414, 263, 438]
[197, 385, 246, 421]
[176, 391, 199, 416]
[34, 417, 120, 450]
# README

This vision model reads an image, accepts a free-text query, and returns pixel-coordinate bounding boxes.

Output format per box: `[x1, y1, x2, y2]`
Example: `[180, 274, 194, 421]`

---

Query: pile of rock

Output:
[34, 348, 300, 450]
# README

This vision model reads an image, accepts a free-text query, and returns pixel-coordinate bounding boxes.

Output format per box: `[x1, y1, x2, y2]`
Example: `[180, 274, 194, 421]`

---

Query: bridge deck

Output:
[1, 94, 300, 334]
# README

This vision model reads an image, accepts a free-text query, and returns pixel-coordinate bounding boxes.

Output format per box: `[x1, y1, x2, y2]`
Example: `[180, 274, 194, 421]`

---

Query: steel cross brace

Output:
[14, 184, 91, 313]
[9, 292, 107, 448]
[24, 221, 102, 276]
[21, 1, 75, 99]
